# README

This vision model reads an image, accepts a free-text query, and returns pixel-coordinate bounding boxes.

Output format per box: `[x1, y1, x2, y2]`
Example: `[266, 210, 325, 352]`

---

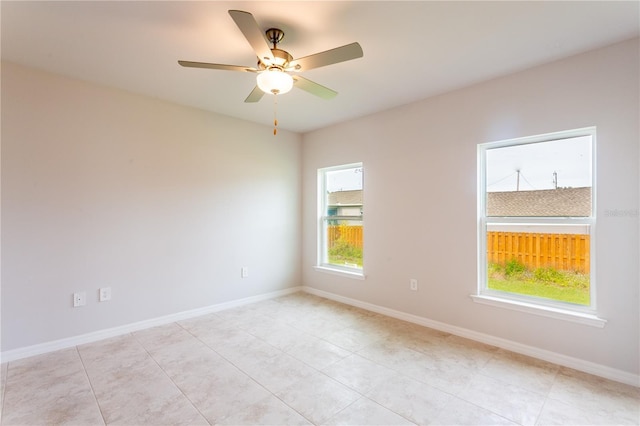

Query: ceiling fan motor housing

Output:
[258, 48, 293, 70]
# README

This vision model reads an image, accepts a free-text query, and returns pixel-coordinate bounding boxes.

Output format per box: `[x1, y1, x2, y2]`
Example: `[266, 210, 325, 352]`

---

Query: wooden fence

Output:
[487, 231, 590, 273]
[327, 227, 589, 273]
[328, 225, 363, 249]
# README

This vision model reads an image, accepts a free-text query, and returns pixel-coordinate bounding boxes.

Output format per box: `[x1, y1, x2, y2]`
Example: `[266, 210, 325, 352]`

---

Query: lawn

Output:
[328, 239, 363, 268]
[488, 260, 590, 305]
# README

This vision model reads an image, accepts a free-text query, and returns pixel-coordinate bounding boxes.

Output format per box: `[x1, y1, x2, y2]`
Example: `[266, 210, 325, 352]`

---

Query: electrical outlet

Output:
[410, 279, 418, 291]
[241, 267, 249, 278]
[73, 292, 86, 307]
[99, 287, 112, 302]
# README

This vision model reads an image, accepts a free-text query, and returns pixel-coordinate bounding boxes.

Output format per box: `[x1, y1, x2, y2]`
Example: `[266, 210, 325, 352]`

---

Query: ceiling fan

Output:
[178, 10, 363, 103]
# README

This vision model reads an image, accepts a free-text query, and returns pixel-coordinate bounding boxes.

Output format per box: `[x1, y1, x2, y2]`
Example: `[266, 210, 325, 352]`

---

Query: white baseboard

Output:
[4, 285, 637, 388]
[1, 286, 302, 364]
[303, 286, 640, 388]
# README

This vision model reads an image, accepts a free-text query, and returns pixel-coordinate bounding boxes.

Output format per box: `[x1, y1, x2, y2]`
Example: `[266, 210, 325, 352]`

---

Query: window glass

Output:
[480, 131, 594, 309]
[486, 137, 592, 217]
[319, 164, 363, 272]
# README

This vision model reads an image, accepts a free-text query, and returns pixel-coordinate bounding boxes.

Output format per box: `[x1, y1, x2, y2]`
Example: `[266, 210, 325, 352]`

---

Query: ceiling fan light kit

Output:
[257, 68, 293, 95]
[178, 9, 363, 133]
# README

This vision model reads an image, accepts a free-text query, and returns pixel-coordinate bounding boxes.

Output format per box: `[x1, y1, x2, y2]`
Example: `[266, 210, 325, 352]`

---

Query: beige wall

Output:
[1, 62, 302, 351]
[302, 38, 639, 375]
[2, 38, 638, 379]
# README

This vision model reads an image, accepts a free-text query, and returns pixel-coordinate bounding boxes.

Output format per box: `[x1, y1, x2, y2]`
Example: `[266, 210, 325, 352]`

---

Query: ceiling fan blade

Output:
[178, 60, 256, 72]
[292, 75, 337, 99]
[289, 42, 363, 71]
[244, 86, 265, 103]
[228, 10, 274, 65]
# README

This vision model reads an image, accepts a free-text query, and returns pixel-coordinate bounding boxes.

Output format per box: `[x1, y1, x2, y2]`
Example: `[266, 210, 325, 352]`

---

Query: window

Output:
[317, 163, 364, 277]
[477, 128, 597, 320]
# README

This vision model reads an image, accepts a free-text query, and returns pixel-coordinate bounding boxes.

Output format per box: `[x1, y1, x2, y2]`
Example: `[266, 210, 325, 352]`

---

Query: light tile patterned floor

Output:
[1, 292, 638, 425]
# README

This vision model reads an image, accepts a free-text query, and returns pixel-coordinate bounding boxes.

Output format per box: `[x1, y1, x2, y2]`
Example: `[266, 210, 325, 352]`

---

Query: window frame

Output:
[476, 128, 601, 323]
[316, 162, 365, 279]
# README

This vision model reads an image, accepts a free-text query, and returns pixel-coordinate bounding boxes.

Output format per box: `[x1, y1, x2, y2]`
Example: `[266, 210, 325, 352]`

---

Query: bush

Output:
[504, 258, 527, 277]
[487, 261, 590, 305]
[487, 262, 504, 280]
[534, 267, 564, 283]
[329, 239, 362, 266]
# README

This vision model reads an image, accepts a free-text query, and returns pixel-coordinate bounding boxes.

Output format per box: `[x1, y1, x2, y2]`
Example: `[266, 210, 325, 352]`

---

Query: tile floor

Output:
[0, 292, 638, 425]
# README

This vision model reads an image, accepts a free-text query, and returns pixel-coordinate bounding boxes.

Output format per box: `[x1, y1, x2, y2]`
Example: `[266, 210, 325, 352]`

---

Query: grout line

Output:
[9, 291, 633, 425]
[130, 326, 213, 425]
[534, 364, 562, 426]
[0, 363, 9, 425]
[177, 311, 329, 425]
[176, 318, 297, 423]
[75, 346, 107, 426]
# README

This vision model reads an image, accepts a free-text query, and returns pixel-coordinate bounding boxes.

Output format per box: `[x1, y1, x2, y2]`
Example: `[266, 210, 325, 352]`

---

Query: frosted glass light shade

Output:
[257, 69, 293, 95]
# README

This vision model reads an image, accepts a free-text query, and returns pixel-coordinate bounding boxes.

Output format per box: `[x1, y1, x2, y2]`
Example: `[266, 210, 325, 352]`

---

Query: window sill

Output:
[314, 265, 365, 280]
[470, 294, 606, 328]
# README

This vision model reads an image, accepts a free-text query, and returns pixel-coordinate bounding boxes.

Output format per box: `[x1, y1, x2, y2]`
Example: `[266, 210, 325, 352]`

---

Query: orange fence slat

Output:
[487, 231, 590, 273]
[327, 225, 363, 249]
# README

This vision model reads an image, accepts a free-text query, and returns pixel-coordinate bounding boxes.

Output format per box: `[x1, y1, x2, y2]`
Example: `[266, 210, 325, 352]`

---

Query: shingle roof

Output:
[487, 187, 591, 217]
[328, 190, 363, 206]
[327, 187, 591, 216]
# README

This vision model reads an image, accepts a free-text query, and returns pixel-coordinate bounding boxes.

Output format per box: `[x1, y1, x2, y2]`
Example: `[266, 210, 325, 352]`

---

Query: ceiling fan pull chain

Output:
[273, 94, 278, 136]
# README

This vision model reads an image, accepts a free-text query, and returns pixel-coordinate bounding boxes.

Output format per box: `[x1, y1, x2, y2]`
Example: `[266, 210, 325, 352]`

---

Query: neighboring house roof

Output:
[487, 187, 591, 216]
[328, 187, 591, 216]
[328, 190, 363, 206]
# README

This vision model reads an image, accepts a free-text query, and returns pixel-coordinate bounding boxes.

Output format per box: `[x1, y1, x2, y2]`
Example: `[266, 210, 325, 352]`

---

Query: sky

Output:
[486, 135, 592, 192]
[326, 136, 592, 193]
[327, 166, 363, 192]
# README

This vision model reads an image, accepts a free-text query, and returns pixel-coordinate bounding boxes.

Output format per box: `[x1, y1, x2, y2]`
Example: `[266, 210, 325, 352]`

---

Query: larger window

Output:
[477, 128, 596, 318]
[317, 163, 364, 277]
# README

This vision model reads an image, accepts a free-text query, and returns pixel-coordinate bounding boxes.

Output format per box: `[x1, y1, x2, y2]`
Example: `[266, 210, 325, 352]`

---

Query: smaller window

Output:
[317, 163, 364, 276]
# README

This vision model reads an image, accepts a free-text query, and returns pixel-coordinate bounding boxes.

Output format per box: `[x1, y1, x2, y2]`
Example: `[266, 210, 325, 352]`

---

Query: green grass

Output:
[328, 239, 363, 268]
[488, 261, 590, 305]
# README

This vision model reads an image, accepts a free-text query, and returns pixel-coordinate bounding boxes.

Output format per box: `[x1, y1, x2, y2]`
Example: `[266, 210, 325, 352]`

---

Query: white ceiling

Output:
[2, 1, 639, 133]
